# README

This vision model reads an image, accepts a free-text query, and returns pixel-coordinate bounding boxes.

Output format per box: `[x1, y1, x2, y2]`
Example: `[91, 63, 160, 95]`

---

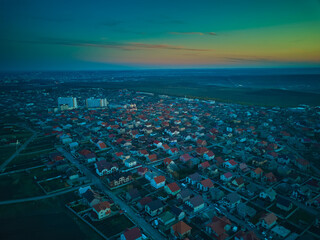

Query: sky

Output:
[0, 0, 320, 70]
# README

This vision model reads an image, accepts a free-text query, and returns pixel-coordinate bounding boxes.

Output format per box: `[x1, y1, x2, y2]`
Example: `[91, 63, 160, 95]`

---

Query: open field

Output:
[0, 125, 34, 165]
[60, 74, 320, 107]
[0, 124, 32, 145]
[89, 213, 135, 238]
[0, 146, 16, 165]
[0, 168, 62, 200]
[0, 172, 44, 201]
[0, 193, 103, 240]
[39, 177, 70, 193]
[20, 135, 56, 154]
[128, 85, 320, 107]
[288, 208, 316, 226]
[5, 149, 52, 171]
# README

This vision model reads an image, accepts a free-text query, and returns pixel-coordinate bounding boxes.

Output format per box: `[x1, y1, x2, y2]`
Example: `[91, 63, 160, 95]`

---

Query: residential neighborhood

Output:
[0, 87, 320, 240]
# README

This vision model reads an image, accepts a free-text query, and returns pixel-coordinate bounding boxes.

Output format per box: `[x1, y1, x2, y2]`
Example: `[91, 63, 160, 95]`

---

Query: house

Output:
[107, 172, 132, 188]
[259, 213, 277, 229]
[204, 150, 215, 160]
[177, 189, 193, 202]
[196, 147, 209, 155]
[95, 160, 118, 176]
[271, 225, 291, 239]
[237, 203, 256, 219]
[220, 172, 233, 181]
[79, 149, 96, 163]
[138, 149, 149, 157]
[137, 197, 152, 210]
[206, 216, 231, 240]
[251, 168, 263, 179]
[164, 158, 173, 166]
[92, 201, 111, 220]
[210, 188, 225, 201]
[153, 140, 162, 148]
[165, 182, 181, 196]
[223, 159, 238, 169]
[180, 153, 192, 163]
[145, 199, 164, 216]
[171, 221, 192, 239]
[137, 167, 148, 176]
[158, 211, 176, 227]
[82, 189, 101, 207]
[147, 154, 157, 162]
[121, 227, 143, 240]
[161, 144, 170, 151]
[186, 172, 202, 185]
[239, 163, 250, 173]
[170, 206, 185, 221]
[225, 192, 241, 209]
[263, 172, 278, 183]
[294, 158, 310, 171]
[185, 195, 205, 212]
[260, 188, 277, 201]
[197, 139, 207, 146]
[145, 171, 158, 181]
[198, 161, 210, 170]
[197, 178, 214, 191]
[276, 196, 293, 211]
[246, 183, 260, 197]
[151, 176, 166, 189]
[232, 177, 245, 189]
[168, 148, 179, 155]
[126, 188, 141, 202]
[125, 159, 137, 168]
[96, 140, 107, 150]
[234, 231, 259, 240]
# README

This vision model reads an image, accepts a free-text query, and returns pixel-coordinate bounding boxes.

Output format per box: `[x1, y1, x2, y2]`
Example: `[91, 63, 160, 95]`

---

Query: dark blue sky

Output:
[1, 0, 320, 70]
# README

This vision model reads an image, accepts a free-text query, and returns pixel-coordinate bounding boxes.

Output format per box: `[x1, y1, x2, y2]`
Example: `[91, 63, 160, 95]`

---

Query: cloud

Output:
[224, 56, 277, 63]
[149, 19, 186, 25]
[169, 32, 217, 36]
[29, 16, 72, 22]
[101, 20, 123, 27]
[26, 38, 212, 52]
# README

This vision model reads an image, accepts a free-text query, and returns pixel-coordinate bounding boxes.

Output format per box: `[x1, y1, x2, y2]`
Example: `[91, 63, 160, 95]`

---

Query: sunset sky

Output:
[1, 0, 320, 70]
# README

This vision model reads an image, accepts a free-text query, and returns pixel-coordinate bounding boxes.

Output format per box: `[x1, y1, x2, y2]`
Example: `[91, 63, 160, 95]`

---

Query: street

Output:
[57, 147, 164, 240]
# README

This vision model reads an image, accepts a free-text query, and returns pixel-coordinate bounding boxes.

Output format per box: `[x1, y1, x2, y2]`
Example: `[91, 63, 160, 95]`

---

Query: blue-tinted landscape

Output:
[1, 0, 320, 240]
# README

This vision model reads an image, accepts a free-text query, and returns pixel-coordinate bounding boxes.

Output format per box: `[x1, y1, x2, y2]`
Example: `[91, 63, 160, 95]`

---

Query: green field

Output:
[5, 149, 52, 171]
[0, 146, 16, 165]
[0, 125, 32, 145]
[40, 177, 70, 193]
[0, 193, 103, 240]
[129, 85, 320, 107]
[90, 213, 135, 238]
[288, 208, 316, 226]
[20, 135, 56, 154]
[0, 172, 44, 201]
[0, 167, 62, 200]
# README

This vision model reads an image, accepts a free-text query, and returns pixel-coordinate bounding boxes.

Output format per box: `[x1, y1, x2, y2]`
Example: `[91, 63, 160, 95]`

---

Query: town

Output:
[0, 87, 319, 240]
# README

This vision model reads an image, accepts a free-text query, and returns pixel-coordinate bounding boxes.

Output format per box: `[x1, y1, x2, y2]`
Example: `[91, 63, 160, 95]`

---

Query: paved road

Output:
[57, 147, 164, 240]
[0, 131, 38, 172]
[0, 184, 90, 205]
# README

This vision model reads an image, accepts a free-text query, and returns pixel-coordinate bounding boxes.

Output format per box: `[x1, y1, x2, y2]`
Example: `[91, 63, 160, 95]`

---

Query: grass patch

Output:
[21, 136, 56, 154]
[0, 146, 16, 165]
[0, 172, 44, 200]
[268, 203, 297, 218]
[5, 150, 52, 171]
[0, 192, 103, 240]
[288, 208, 316, 226]
[39, 177, 70, 193]
[90, 213, 135, 238]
